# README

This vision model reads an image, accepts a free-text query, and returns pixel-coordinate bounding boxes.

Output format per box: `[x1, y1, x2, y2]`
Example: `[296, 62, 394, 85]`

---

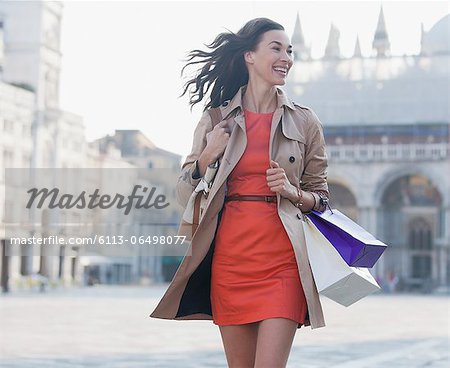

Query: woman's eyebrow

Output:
[268, 40, 293, 48]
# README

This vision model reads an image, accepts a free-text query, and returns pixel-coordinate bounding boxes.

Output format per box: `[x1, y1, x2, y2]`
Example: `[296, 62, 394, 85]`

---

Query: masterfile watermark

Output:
[4, 168, 191, 257]
[26, 185, 170, 215]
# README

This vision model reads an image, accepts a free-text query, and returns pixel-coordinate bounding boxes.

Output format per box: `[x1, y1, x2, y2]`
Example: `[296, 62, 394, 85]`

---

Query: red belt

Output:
[225, 195, 277, 203]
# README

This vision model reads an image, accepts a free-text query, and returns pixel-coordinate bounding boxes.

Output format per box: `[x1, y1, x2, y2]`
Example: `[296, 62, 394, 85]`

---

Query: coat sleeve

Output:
[300, 108, 330, 212]
[175, 110, 213, 208]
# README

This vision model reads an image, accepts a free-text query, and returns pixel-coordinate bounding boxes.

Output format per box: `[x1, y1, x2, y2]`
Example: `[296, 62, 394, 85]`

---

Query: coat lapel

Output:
[269, 107, 283, 209]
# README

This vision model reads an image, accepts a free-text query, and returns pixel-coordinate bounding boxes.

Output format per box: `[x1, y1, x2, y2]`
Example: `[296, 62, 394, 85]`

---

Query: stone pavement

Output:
[0, 285, 448, 367]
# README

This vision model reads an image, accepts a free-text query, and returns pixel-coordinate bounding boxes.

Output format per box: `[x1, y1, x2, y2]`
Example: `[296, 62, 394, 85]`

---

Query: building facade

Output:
[0, 1, 182, 291]
[287, 9, 450, 292]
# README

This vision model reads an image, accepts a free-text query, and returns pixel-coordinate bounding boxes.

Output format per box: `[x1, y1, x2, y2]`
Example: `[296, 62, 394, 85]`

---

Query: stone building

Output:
[0, 1, 181, 291]
[286, 8, 450, 292]
[93, 131, 182, 283]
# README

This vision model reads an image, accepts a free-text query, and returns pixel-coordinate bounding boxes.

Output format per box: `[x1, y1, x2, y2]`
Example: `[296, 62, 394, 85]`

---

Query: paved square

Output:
[0, 285, 448, 367]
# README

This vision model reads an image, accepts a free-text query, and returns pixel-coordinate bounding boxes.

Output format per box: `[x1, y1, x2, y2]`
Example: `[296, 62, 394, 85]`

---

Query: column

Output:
[439, 205, 450, 286]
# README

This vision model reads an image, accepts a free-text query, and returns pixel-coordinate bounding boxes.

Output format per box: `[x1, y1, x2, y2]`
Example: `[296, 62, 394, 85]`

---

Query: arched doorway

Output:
[380, 174, 442, 292]
[328, 182, 358, 221]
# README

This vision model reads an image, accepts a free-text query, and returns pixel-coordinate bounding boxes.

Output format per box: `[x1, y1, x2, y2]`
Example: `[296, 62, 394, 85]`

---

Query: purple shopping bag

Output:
[307, 209, 387, 268]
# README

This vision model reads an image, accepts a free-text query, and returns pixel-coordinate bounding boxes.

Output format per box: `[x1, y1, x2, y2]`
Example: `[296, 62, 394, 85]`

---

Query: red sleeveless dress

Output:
[210, 109, 307, 326]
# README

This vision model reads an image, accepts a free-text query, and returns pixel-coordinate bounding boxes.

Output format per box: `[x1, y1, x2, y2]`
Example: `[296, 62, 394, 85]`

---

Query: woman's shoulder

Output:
[290, 101, 324, 129]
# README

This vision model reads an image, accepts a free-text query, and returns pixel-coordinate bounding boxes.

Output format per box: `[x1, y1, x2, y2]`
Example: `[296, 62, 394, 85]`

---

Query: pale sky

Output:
[59, 0, 450, 159]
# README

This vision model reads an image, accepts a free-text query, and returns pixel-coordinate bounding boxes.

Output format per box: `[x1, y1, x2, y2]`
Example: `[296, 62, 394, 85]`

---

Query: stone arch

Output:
[380, 174, 441, 209]
[328, 180, 358, 221]
[378, 172, 443, 292]
[327, 167, 362, 200]
[374, 165, 446, 207]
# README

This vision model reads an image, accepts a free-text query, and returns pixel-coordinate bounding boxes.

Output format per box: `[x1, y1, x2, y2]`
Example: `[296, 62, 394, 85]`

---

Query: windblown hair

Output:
[181, 18, 284, 111]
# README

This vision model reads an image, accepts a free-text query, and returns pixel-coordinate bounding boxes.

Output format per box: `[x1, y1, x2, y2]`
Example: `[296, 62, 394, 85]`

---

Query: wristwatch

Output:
[317, 192, 329, 210]
[192, 159, 220, 181]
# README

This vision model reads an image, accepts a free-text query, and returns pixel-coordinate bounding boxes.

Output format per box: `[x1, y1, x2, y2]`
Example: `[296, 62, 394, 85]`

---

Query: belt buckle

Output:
[264, 196, 272, 202]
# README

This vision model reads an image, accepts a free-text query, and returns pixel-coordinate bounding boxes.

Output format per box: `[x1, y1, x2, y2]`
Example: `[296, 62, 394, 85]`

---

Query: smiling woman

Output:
[150, 17, 330, 368]
[243, 33, 293, 100]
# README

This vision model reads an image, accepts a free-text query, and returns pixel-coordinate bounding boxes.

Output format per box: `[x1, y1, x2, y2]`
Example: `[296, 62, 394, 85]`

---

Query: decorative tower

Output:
[420, 22, 427, 55]
[353, 35, 362, 58]
[291, 12, 311, 61]
[0, 18, 4, 74]
[372, 5, 391, 57]
[324, 23, 341, 59]
[0, 1, 63, 109]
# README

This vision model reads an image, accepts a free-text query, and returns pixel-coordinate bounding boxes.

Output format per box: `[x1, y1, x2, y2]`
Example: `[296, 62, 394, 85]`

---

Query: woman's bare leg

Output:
[254, 318, 298, 368]
[218, 321, 259, 368]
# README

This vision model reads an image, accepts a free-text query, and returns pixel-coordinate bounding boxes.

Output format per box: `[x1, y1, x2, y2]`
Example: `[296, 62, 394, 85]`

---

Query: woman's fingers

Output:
[205, 120, 230, 160]
[266, 161, 290, 195]
[215, 120, 231, 134]
[270, 159, 279, 168]
[267, 178, 285, 187]
[266, 173, 284, 182]
[266, 168, 285, 177]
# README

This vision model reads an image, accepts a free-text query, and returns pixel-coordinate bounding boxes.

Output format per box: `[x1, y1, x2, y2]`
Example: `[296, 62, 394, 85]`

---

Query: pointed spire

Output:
[420, 22, 427, 55]
[372, 5, 390, 57]
[353, 35, 362, 57]
[0, 17, 4, 74]
[291, 11, 311, 60]
[324, 23, 341, 59]
[292, 12, 304, 45]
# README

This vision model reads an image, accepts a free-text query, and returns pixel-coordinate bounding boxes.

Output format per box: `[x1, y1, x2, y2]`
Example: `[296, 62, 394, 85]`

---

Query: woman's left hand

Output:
[266, 160, 297, 201]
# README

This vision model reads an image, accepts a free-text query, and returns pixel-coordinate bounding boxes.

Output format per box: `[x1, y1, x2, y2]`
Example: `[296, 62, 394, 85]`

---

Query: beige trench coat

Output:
[150, 85, 330, 329]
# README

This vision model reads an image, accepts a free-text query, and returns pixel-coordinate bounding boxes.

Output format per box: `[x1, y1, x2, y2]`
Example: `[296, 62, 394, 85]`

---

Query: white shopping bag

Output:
[302, 216, 381, 307]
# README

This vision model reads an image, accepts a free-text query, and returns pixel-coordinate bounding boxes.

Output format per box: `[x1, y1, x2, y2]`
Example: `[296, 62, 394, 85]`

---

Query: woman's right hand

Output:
[204, 120, 231, 163]
[194, 120, 230, 178]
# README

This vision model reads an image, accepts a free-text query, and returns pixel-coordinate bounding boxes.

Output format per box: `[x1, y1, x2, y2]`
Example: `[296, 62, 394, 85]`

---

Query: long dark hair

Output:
[181, 18, 284, 111]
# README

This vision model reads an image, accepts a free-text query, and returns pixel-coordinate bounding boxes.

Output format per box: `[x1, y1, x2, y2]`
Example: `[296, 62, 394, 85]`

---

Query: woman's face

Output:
[245, 29, 293, 87]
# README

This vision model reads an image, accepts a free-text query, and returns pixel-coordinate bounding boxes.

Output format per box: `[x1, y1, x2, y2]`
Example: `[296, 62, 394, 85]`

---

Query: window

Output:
[22, 124, 31, 137]
[22, 154, 31, 167]
[4, 119, 13, 133]
[409, 218, 432, 250]
[3, 149, 14, 167]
